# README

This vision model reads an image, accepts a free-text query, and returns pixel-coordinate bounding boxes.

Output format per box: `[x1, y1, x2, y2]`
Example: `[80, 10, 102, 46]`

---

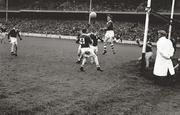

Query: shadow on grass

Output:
[122, 59, 180, 87]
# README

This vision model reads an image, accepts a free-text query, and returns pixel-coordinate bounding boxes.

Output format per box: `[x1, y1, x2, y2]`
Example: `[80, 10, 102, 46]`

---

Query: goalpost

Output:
[141, 0, 176, 70]
[5, 0, 8, 22]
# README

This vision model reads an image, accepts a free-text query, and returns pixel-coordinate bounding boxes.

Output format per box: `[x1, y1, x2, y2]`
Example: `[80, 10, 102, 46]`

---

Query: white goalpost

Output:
[141, 0, 176, 70]
[141, 0, 151, 70]
[88, 0, 92, 24]
[168, 0, 176, 39]
[5, 0, 8, 22]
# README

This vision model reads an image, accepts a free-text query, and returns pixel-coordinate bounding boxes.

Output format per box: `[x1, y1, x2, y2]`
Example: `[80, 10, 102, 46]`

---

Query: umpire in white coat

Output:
[153, 30, 175, 77]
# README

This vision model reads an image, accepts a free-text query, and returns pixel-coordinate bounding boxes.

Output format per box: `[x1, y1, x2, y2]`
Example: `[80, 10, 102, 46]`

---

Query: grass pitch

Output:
[0, 37, 180, 115]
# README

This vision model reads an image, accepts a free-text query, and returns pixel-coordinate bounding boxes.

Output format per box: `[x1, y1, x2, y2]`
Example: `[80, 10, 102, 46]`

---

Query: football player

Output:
[78, 28, 103, 72]
[89, 30, 103, 63]
[101, 14, 115, 55]
[8, 26, 22, 56]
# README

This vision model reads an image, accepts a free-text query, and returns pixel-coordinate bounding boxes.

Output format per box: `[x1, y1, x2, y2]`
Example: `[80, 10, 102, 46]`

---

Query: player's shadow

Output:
[122, 59, 180, 87]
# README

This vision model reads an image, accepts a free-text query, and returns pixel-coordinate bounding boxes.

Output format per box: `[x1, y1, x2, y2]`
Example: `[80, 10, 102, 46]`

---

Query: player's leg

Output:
[13, 38, 18, 56]
[14, 44, 18, 56]
[79, 48, 89, 71]
[103, 36, 109, 55]
[90, 49, 103, 71]
[10, 43, 15, 55]
[90, 46, 95, 64]
[110, 39, 115, 54]
[145, 52, 153, 68]
[110, 31, 115, 54]
[76, 45, 82, 63]
[80, 57, 87, 72]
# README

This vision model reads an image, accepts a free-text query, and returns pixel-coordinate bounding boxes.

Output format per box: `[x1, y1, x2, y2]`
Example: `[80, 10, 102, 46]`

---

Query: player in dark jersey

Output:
[101, 14, 115, 55]
[77, 28, 103, 72]
[89, 30, 103, 63]
[136, 37, 153, 69]
[8, 27, 22, 56]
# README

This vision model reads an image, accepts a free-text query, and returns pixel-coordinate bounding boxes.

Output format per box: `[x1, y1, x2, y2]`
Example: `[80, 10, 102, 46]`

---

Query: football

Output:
[89, 11, 97, 18]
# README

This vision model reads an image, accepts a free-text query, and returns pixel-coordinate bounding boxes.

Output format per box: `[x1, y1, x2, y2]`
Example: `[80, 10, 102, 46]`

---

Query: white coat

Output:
[153, 36, 175, 76]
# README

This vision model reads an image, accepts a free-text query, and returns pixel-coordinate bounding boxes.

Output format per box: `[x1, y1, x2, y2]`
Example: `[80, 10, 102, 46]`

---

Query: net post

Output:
[168, 0, 176, 39]
[141, 0, 151, 71]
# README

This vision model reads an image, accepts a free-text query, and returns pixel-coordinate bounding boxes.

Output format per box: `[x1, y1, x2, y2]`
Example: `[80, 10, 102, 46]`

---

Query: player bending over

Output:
[78, 28, 103, 72]
[101, 14, 115, 55]
[8, 27, 22, 56]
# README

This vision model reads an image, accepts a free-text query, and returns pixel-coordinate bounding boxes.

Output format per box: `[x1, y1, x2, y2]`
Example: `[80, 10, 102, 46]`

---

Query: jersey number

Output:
[79, 38, 85, 45]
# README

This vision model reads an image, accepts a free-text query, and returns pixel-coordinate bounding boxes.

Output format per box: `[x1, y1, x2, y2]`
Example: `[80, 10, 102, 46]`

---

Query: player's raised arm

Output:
[17, 30, 22, 40]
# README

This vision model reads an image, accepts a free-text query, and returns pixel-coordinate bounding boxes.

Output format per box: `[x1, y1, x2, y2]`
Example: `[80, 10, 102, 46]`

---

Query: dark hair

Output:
[82, 28, 87, 33]
[107, 14, 112, 19]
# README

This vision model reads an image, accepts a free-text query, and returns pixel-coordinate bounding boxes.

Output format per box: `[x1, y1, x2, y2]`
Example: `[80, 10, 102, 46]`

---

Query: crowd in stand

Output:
[1, 17, 179, 43]
[0, 0, 180, 12]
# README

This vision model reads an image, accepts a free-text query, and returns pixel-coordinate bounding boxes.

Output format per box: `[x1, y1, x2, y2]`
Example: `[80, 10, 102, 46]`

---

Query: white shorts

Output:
[104, 30, 114, 42]
[10, 37, 18, 45]
[81, 47, 95, 58]
[90, 45, 98, 54]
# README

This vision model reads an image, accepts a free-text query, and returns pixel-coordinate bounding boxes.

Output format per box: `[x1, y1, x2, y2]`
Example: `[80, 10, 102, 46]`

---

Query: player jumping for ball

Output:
[77, 28, 103, 72]
[8, 26, 22, 56]
[101, 14, 115, 55]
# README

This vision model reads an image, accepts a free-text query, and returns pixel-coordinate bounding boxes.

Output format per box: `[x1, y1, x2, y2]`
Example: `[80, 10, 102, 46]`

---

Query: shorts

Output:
[90, 45, 98, 54]
[81, 47, 95, 58]
[104, 30, 114, 43]
[10, 37, 18, 45]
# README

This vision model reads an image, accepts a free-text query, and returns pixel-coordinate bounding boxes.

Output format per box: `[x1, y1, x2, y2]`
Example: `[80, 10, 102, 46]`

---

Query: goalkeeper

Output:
[136, 37, 153, 69]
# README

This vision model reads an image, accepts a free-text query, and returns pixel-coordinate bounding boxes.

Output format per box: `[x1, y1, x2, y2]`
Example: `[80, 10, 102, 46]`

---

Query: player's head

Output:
[82, 28, 87, 34]
[107, 14, 112, 21]
[158, 30, 167, 38]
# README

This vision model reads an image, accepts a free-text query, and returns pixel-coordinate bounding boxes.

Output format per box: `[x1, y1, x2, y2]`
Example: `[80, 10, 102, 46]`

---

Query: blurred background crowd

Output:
[0, 0, 180, 43]
[0, 0, 180, 12]
[1, 17, 179, 43]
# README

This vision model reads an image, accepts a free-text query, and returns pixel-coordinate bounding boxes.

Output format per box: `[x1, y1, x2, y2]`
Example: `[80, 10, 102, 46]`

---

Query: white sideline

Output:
[18, 32, 179, 47]
[21, 32, 77, 40]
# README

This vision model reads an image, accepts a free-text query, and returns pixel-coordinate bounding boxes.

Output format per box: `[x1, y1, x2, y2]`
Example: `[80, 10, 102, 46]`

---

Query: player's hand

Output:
[136, 39, 140, 45]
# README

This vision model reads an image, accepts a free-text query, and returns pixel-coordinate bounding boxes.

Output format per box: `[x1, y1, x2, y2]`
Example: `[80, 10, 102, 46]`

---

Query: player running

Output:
[8, 26, 22, 56]
[77, 28, 103, 72]
[101, 14, 115, 55]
